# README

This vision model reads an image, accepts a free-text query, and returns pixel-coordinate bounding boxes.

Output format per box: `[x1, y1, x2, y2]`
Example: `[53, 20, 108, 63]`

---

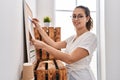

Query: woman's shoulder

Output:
[84, 31, 97, 38]
[80, 31, 97, 42]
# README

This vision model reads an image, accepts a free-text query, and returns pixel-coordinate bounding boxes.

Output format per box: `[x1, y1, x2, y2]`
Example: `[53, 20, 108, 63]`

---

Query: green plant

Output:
[43, 16, 51, 23]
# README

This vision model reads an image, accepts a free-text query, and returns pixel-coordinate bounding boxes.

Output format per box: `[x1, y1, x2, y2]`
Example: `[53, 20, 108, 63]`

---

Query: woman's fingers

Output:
[31, 39, 44, 49]
[31, 39, 36, 45]
[32, 18, 39, 22]
[32, 18, 42, 28]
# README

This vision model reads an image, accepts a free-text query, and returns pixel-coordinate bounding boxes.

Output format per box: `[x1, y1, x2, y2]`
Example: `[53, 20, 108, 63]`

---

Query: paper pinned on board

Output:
[27, 16, 35, 39]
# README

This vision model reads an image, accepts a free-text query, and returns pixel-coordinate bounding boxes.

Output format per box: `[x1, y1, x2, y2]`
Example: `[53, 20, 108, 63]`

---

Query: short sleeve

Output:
[78, 33, 97, 55]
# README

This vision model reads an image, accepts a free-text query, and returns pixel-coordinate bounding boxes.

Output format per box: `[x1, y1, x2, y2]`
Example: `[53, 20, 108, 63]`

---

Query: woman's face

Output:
[72, 8, 89, 30]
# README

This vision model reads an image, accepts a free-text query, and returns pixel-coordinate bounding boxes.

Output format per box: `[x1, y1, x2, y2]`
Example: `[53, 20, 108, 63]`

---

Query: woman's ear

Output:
[86, 16, 90, 22]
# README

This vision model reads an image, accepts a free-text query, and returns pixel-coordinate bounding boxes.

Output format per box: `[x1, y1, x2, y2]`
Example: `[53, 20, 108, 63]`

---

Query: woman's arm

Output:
[32, 39, 89, 64]
[32, 18, 66, 49]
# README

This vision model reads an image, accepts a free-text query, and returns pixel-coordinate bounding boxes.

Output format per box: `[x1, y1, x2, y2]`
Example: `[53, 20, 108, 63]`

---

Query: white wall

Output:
[0, 0, 36, 80]
[105, 0, 120, 80]
[0, 0, 23, 80]
[37, 0, 55, 26]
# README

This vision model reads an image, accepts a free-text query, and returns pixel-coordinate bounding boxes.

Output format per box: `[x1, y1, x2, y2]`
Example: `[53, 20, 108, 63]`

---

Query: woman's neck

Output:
[76, 28, 88, 37]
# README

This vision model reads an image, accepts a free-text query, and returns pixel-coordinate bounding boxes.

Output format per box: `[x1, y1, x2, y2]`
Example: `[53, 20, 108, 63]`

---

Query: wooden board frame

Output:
[23, 1, 37, 64]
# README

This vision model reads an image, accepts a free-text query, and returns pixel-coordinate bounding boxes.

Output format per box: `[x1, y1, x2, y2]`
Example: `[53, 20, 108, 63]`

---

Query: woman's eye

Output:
[73, 15, 76, 18]
[78, 15, 84, 18]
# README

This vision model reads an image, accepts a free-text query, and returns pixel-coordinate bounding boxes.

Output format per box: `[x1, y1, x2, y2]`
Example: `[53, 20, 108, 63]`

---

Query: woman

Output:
[32, 5, 97, 80]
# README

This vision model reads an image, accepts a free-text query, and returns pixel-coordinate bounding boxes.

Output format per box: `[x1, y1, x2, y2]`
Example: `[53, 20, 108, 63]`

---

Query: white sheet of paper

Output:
[27, 16, 35, 39]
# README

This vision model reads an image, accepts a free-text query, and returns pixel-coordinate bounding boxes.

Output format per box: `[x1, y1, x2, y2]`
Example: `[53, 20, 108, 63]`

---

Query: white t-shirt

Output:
[64, 31, 97, 80]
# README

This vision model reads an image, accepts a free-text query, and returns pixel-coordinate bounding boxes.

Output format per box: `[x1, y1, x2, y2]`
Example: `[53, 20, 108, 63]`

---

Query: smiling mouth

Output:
[74, 22, 80, 25]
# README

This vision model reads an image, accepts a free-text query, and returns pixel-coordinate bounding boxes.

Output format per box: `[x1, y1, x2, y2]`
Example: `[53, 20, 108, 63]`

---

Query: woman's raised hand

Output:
[32, 18, 42, 29]
[32, 18, 39, 24]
